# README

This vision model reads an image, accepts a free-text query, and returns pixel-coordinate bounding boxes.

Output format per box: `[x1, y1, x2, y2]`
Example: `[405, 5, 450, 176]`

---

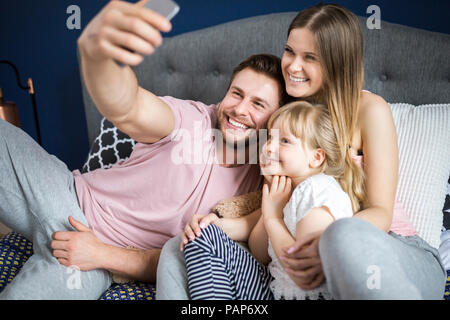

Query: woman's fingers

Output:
[285, 263, 321, 280]
[297, 271, 326, 290]
[281, 244, 316, 261]
[283, 231, 321, 256]
[280, 256, 321, 271]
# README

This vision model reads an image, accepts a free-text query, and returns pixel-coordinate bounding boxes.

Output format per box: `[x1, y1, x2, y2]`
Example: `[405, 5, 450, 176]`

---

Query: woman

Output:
[157, 4, 447, 299]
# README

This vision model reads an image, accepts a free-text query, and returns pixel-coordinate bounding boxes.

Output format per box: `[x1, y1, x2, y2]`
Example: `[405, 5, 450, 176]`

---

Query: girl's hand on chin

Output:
[263, 175, 273, 185]
[262, 176, 292, 220]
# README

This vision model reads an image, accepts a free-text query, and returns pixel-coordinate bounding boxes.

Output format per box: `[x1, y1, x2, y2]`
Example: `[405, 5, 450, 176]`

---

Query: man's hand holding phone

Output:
[78, 0, 177, 66]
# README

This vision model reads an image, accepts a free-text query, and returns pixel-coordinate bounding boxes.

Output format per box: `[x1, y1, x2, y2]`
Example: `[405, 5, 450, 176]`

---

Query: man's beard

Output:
[216, 113, 256, 146]
[219, 126, 260, 165]
[216, 106, 261, 164]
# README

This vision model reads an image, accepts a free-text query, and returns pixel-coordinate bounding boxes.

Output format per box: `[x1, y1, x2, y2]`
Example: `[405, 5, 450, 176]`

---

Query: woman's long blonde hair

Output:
[286, 4, 366, 212]
[268, 101, 364, 212]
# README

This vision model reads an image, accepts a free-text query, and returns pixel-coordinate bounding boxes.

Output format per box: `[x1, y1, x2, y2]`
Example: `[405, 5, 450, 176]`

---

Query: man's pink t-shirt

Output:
[73, 96, 263, 250]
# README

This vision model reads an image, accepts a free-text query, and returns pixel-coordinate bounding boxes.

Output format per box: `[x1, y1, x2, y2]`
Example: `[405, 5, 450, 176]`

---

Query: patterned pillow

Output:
[100, 282, 156, 300]
[82, 118, 137, 173]
[0, 232, 33, 294]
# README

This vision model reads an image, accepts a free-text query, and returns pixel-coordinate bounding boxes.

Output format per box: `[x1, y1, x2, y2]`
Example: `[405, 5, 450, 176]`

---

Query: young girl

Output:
[181, 101, 361, 299]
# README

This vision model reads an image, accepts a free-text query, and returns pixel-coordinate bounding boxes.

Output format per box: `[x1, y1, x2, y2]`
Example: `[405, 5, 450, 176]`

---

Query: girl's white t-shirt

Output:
[267, 173, 354, 300]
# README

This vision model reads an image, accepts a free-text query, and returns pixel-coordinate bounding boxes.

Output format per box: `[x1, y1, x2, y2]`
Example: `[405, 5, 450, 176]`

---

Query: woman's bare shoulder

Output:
[360, 90, 390, 111]
[359, 91, 393, 126]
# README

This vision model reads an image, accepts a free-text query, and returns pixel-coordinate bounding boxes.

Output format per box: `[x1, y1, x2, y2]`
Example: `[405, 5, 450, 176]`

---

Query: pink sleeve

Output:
[390, 201, 417, 236]
[143, 96, 216, 146]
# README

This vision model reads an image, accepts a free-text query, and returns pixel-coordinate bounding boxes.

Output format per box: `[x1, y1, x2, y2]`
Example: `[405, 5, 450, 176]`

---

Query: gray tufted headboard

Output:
[79, 12, 450, 147]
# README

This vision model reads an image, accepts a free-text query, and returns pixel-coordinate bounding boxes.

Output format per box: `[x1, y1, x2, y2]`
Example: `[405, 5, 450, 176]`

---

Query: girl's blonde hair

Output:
[267, 101, 365, 212]
[286, 4, 366, 212]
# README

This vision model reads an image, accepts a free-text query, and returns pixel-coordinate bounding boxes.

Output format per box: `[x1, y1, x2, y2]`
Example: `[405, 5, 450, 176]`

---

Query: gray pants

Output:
[0, 119, 111, 299]
[156, 217, 447, 300]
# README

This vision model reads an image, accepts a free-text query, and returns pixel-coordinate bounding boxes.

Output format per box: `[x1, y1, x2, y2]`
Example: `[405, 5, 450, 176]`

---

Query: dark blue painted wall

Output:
[1, 0, 449, 170]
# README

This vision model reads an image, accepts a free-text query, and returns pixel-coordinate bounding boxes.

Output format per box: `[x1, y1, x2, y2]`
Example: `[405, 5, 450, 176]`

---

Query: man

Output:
[0, 0, 286, 299]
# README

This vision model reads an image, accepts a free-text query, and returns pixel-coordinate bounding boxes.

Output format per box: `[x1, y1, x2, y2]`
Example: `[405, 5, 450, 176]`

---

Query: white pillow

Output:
[389, 103, 450, 249]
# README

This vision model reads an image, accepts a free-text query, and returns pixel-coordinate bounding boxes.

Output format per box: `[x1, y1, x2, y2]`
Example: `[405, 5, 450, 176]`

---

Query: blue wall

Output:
[1, 0, 449, 170]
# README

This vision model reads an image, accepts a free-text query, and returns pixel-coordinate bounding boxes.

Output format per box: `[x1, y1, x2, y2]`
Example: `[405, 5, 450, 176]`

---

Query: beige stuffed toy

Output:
[211, 190, 262, 218]
[111, 190, 262, 284]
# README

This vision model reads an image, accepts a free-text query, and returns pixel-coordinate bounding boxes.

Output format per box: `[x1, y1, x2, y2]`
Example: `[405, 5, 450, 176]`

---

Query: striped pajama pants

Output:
[184, 224, 274, 300]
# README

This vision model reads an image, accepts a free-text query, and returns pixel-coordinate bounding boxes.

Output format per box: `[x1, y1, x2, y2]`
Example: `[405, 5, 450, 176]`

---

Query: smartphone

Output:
[145, 0, 180, 21]
[116, 0, 180, 66]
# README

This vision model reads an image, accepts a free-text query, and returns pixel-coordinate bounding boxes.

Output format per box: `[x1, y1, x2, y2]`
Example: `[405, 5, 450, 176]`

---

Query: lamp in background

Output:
[0, 60, 41, 145]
